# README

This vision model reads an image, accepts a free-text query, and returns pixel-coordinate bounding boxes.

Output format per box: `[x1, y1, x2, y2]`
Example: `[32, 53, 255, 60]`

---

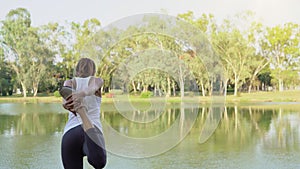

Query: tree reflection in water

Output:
[100, 103, 300, 155]
[1, 103, 299, 168]
[0, 103, 299, 152]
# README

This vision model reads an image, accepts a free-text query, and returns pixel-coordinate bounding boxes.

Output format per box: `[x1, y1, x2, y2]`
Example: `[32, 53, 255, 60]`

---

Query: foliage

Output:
[261, 23, 300, 91]
[53, 90, 61, 97]
[140, 91, 153, 98]
[0, 50, 15, 96]
[0, 8, 55, 97]
[0, 8, 299, 97]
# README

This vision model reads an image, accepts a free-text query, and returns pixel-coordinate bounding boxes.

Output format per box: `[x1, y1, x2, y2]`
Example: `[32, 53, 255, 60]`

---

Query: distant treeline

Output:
[0, 8, 299, 97]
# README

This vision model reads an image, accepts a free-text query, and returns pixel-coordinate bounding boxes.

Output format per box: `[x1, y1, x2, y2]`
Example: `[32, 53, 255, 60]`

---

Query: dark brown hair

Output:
[75, 58, 96, 77]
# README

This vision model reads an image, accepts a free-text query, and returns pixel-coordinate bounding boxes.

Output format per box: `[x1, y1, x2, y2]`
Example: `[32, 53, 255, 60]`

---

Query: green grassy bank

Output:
[0, 90, 299, 104]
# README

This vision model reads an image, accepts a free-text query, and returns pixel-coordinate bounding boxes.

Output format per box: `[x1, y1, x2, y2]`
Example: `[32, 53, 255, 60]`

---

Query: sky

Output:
[0, 0, 300, 27]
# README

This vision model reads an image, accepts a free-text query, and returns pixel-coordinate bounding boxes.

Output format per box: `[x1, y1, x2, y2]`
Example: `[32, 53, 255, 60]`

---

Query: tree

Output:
[55, 18, 102, 81]
[71, 18, 101, 66]
[0, 47, 15, 96]
[177, 11, 216, 35]
[247, 22, 270, 93]
[212, 15, 255, 96]
[262, 23, 300, 91]
[177, 12, 224, 96]
[0, 8, 33, 97]
[23, 24, 58, 96]
[212, 28, 252, 96]
[37, 22, 67, 92]
[0, 8, 57, 97]
[92, 16, 185, 95]
[257, 67, 272, 91]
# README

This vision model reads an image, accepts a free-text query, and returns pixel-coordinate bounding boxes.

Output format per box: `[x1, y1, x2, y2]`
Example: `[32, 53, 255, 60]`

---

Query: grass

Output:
[0, 95, 62, 103]
[0, 90, 299, 104]
[226, 90, 300, 103]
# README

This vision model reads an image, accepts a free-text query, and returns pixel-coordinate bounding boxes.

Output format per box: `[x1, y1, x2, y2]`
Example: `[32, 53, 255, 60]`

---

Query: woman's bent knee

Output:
[88, 155, 106, 169]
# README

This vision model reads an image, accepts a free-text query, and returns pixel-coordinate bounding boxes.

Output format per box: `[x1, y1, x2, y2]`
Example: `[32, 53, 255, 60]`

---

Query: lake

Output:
[0, 102, 300, 169]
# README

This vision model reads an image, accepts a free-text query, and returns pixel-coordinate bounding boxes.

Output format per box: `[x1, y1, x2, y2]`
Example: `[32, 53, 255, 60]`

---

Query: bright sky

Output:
[0, 0, 299, 27]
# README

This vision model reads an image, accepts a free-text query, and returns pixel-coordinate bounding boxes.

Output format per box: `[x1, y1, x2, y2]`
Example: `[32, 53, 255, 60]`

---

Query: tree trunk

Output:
[142, 80, 147, 92]
[219, 80, 223, 95]
[21, 81, 27, 98]
[161, 83, 166, 97]
[167, 76, 171, 97]
[278, 78, 284, 91]
[179, 65, 184, 99]
[143, 85, 148, 92]
[248, 74, 256, 93]
[33, 87, 38, 97]
[172, 81, 176, 97]
[248, 61, 269, 93]
[180, 80, 184, 99]
[208, 80, 213, 96]
[200, 79, 205, 97]
[224, 78, 229, 97]
[137, 82, 141, 91]
[33, 81, 39, 97]
[234, 73, 239, 96]
[131, 81, 137, 93]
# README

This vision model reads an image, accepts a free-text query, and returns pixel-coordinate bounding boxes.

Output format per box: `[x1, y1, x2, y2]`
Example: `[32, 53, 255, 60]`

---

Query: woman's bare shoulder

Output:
[96, 77, 104, 84]
[89, 76, 103, 85]
[63, 79, 73, 87]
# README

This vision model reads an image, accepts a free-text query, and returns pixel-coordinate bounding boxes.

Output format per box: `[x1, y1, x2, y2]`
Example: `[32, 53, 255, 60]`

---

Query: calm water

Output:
[0, 102, 300, 169]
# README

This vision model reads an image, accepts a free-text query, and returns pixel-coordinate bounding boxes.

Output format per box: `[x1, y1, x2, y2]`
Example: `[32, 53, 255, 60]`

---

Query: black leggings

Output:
[61, 125, 107, 169]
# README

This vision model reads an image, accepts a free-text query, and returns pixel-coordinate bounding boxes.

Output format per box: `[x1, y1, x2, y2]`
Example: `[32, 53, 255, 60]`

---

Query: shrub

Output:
[53, 91, 61, 97]
[140, 91, 153, 98]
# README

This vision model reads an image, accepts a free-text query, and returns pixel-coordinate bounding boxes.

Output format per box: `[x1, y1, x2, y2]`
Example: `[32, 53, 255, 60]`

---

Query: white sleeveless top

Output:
[63, 76, 103, 134]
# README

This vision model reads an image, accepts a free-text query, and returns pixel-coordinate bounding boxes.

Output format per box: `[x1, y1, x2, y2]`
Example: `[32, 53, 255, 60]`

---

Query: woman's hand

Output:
[62, 97, 76, 116]
[69, 91, 85, 103]
[65, 91, 86, 112]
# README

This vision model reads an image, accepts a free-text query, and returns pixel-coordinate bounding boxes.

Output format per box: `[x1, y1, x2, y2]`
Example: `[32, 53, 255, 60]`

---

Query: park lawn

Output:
[0, 90, 299, 104]
[0, 95, 62, 103]
[226, 90, 300, 102]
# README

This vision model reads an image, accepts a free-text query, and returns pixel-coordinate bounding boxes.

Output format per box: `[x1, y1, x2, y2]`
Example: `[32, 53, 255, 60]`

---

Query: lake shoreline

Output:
[0, 90, 299, 104]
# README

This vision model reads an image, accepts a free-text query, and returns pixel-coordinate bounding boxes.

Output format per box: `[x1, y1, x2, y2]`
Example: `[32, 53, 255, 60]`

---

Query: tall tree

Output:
[0, 8, 33, 97]
[177, 12, 221, 96]
[37, 22, 67, 91]
[261, 23, 300, 91]
[212, 19, 254, 96]
[0, 47, 15, 96]
[58, 19, 102, 80]
[247, 22, 270, 93]
[71, 18, 101, 65]
[1, 8, 57, 97]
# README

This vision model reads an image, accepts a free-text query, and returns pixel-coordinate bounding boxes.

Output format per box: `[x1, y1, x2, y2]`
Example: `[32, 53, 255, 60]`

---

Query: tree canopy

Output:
[0, 8, 299, 97]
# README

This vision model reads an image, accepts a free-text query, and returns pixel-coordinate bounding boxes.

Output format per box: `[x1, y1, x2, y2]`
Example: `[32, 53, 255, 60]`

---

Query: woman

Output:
[61, 58, 106, 169]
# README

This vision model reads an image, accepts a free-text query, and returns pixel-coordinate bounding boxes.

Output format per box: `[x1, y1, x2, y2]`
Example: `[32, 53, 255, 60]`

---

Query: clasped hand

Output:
[62, 91, 86, 116]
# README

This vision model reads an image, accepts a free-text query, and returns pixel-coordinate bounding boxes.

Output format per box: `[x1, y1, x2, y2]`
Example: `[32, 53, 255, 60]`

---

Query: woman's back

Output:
[64, 76, 103, 134]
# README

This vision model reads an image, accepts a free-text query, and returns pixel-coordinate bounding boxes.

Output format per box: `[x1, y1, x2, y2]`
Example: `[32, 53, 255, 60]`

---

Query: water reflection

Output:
[102, 102, 200, 158]
[101, 104, 300, 157]
[0, 103, 299, 168]
[0, 103, 67, 136]
[0, 113, 67, 136]
[0, 103, 299, 149]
